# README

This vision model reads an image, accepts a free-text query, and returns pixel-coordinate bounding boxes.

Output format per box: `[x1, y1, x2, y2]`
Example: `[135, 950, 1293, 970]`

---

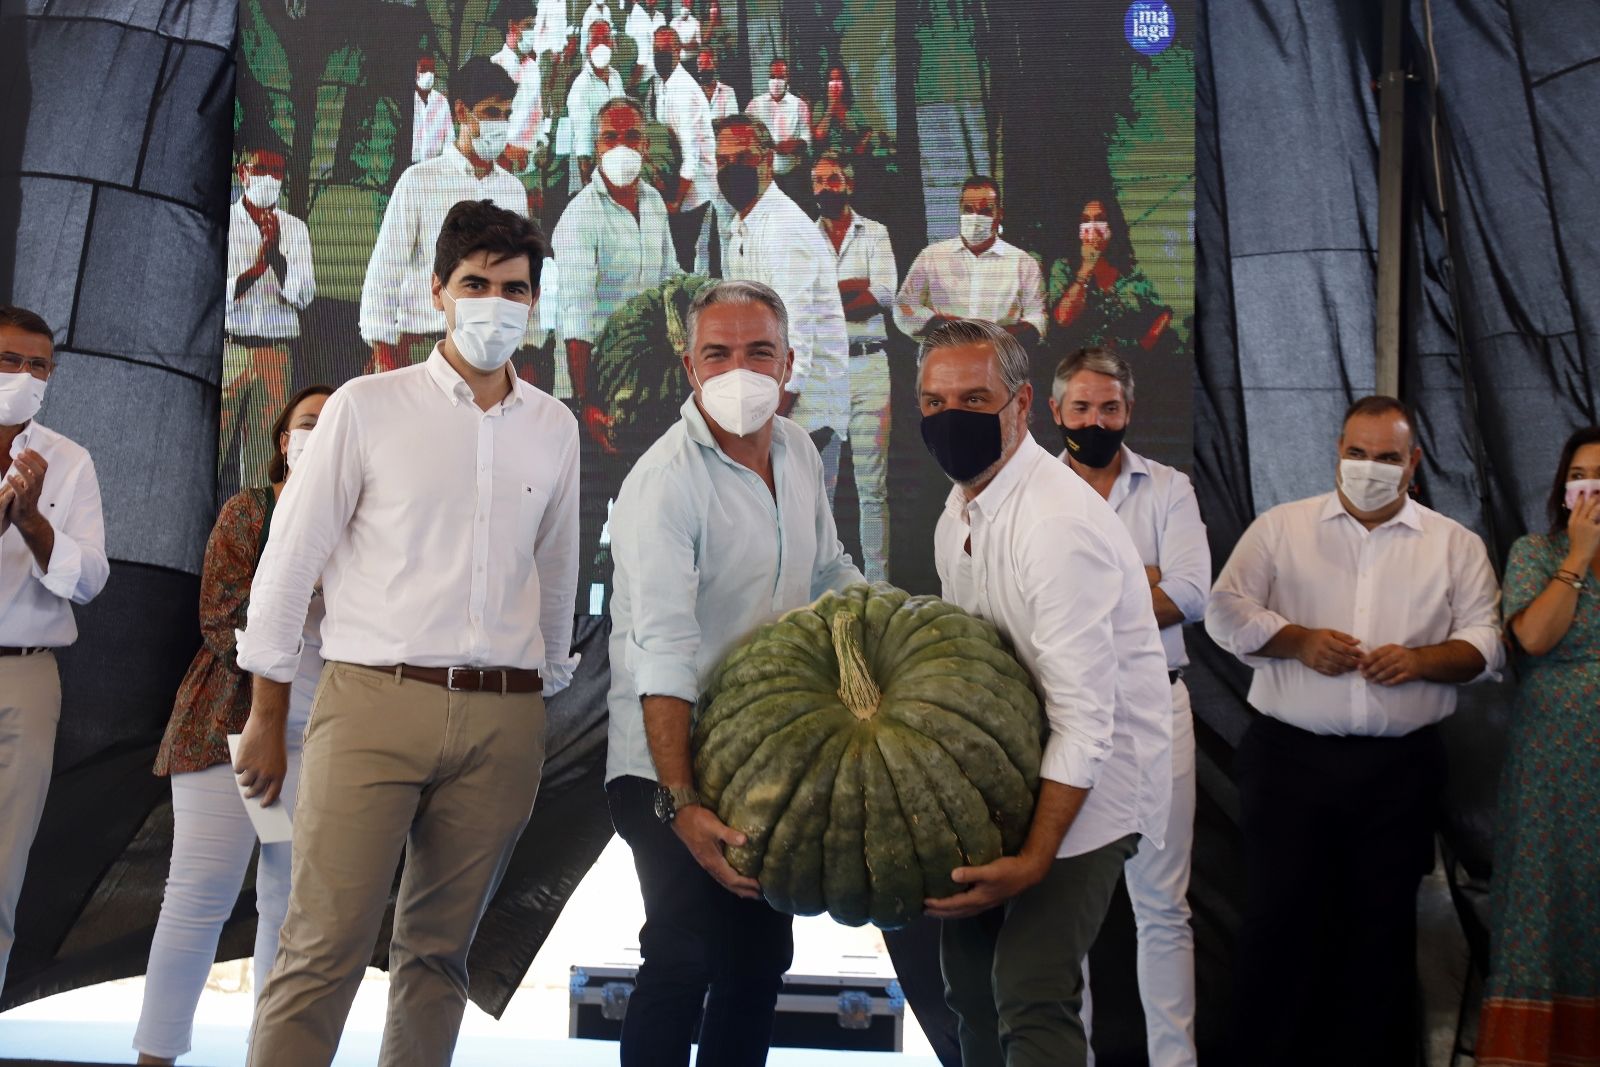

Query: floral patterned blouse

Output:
[1046, 257, 1168, 353]
[153, 488, 274, 776]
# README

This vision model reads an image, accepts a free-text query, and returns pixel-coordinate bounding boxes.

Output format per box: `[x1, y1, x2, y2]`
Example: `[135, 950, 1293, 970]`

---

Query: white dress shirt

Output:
[658, 64, 718, 209]
[706, 81, 738, 121]
[670, 11, 700, 45]
[550, 174, 681, 345]
[532, 0, 569, 55]
[818, 210, 897, 346]
[224, 200, 315, 340]
[894, 236, 1047, 338]
[359, 145, 527, 346]
[722, 184, 848, 434]
[936, 436, 1173, 858]
[606, 397, 863, 782]
[237, 348, 581, 696]
[411, 89, 452, 162]
[564, 64, 629, 191]
[1206, 492, 1504, 736]
[1061, 446, 1210, 670]
[745, 90, 812, 175]
[0, 423, 109, 647]
[490, 45, 545, 153]
[626, 3, 667, 65]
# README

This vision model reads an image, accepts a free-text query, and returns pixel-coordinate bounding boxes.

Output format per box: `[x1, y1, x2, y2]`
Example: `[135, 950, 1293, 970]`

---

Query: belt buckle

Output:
[446, 666, 477, 692]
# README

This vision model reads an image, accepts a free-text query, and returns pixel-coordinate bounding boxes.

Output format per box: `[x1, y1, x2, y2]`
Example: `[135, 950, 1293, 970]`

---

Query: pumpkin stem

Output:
[831, 611, 881, 720]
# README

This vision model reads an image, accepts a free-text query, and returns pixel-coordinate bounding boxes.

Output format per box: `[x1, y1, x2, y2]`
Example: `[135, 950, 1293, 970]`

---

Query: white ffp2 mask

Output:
[696, 367, 782, 437]
[600, 145, 643, 186]
[959, 212, 994, 247]
[471, 119, 511, 163]
[1339, 458, 1406, 512]
[0, 373, 46, 427]
[443, 289, 529, 372]
[1565, 478, 1600, 511]
[244, 175, 281, 209]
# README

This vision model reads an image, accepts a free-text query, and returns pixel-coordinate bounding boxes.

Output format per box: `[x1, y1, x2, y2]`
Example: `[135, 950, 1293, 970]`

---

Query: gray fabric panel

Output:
[137, 40, 237, 206]
[26, 0, 235, 48]
[7, 175, 92, 336]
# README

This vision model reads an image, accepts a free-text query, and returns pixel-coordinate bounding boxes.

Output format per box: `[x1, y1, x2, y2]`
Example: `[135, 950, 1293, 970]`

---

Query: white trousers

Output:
[815, 349, 893, 582]
[1084, 679, 1198, 1067]
[133, 735, 305, 1058]
[0, 651, 61, 996]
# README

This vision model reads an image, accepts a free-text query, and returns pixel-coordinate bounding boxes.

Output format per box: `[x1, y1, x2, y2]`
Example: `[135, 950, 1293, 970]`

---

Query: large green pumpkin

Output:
[692, 582, 1043, 929]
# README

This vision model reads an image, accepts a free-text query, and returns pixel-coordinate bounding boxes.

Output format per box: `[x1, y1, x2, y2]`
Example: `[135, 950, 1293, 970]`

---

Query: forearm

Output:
[642, 694, 696, 789]
[17, 514, 54, 572]
[1018, 779, 1089, 866]
[1054, 277, 1089, 326]
[1151, 587, 1185, 630]
[1413, 639, 1488, 684]
[1254, 622, 1308, 660]
[1511, 568, 1583, 655]
[249, 675, 291, 732]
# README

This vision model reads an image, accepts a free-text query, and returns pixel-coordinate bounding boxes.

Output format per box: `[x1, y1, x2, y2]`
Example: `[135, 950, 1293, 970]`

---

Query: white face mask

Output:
[470, 118, 510, 163]
[1079, 220, 1110, 243]
[769, 78, 787, 98]
[695, 367, 782, 436]
[959, 211, 994, 247]
[599, 145, 643, 186]
[0, 372, 46, 427]
[591, 44, 613, 70]
[1339, 458, 1407, 513]
[416, 70, 435, 91]
[244, 174, 281, 209]
[285, 427, 313, 472]
[1565, 478, 1600, 511]
[443, 289, 530, 372]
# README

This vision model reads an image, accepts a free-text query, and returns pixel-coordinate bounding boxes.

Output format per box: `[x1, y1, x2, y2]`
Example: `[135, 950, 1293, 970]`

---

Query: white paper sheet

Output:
[226, 734, 294, 844]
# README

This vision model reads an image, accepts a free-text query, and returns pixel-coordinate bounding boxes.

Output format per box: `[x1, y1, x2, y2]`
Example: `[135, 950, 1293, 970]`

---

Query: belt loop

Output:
[394, 664, 403, 684]
[500, 670, 508, 696]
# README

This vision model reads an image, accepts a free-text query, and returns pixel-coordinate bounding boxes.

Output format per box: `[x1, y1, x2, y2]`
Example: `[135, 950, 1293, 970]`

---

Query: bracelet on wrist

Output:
[1553, 570, 1584, 591]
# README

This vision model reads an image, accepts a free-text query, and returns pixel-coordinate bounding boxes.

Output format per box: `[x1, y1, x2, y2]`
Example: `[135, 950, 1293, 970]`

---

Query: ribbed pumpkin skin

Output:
[692, 582, 1043, 929]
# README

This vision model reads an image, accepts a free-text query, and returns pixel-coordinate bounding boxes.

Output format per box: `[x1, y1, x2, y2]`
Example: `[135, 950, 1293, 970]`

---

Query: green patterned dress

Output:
[1046, 257, 1168, 353]
[1477, 532, 1600, 1065]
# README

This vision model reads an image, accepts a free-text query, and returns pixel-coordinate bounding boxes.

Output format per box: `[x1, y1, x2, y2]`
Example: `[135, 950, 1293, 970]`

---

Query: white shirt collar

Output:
[946, 434, 1047, 523]
[424, 344, 523, 411]
[1318, 489, 1423, 532]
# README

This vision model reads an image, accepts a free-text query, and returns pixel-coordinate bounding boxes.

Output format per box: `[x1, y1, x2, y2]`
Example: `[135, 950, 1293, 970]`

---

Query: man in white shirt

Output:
[713, 114, 849, 502]
[489, 0, 545, 175]
[531, 0, 569, 57]
[0, 305, 109, 994]
[607, 279, 862, 1067]
[582, 0, 616, 39]
[551, 97, 681, 450]
[812, 151, 897, 581]
[222, 135, 316, 490]
[1205, 395, 1503, 1066]
[656, 30, 717, 269]
[669, 0, 700, 51]
[1050, 347, 1207, 1067]
[626, 0, 666, 69]
[918, 317, 1172, 1067]
[564, 20, 628, 193]
[360, 58, 527, 375]
[895, 176, 1047, 351]
[411, 56, 451, 163]
[695, 49, 737, 120]
[235, 201, 578, 1067]
[745, 58, 812, 209]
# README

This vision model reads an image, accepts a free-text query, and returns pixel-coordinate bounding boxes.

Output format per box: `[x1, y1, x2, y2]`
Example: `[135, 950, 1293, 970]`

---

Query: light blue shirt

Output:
[606, 397, 864, 783]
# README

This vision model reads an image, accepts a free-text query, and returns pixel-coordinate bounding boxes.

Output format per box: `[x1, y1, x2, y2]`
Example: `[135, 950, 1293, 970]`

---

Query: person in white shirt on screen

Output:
[626, 0, 667, 70]
[812, 151, 897, 582]
[655, 27, 717, 269]
[917, 318, 1172, 1067]
[713, 114, 849, 504]
[1049, 347, 1206, 1067]
[0, 305, 109, 996]
[1205, 395, 1504, 1067]
[235, 200, 579, 1067]
[895, 176, 1047, 351]
[745, 58, 813, 209]
[582, 0, 617, 42]
[551, 96, 681, 448]
[489, 0, 546, 175]
[222, 135, 315, 489]
[565, 20, 628, 193]
[696, 48, 738, 121]
[359, 59, 527, 376]
[411, 56, 451, 163]
[669, 0, 700, 51]
[531, 0, 569, 57]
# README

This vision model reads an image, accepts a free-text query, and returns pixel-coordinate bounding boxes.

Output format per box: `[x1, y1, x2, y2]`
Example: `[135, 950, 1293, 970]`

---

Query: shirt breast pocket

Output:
[516, 483, 550, 561]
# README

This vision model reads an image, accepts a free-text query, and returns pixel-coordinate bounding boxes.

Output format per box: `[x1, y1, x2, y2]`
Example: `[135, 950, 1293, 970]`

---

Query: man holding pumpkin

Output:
[605, 278, 862, 1066]
[917, 317, 1174, 1067]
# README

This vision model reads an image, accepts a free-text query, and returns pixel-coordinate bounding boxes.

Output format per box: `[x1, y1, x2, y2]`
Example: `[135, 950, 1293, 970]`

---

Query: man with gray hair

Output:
[917, 318, 1172, 1067]
[1050, 345, 1208, 1067]
[605, 279, 862, 1064]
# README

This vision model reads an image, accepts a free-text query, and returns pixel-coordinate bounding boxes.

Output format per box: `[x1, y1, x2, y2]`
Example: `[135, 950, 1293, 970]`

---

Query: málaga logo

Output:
[1125, 0, 1176, 56]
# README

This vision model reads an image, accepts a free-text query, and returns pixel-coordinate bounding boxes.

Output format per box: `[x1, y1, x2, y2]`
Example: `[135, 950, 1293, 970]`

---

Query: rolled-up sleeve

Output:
[1156, 472, 1210, 625]
[866, 225, 899, 312]
[534, 419, 582, 695]
[613, 466, 703, 703]
[281, 218, 316, 311]
[893, 249, 936, 337]
[34, 452, 108, 605]
[1205, 511, 1292, 670]
[238, 389, 364, 682]
[1016, 514, 1122, 790]
[551, 200, 601, 344]
[1446, 525, 1505, 682]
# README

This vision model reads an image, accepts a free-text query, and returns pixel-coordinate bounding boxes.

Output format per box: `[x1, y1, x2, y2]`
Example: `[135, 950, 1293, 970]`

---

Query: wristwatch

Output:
[653, 784, 702, 824]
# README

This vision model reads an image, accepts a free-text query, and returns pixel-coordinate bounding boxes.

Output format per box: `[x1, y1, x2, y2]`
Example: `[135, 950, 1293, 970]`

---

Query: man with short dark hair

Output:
[745, 58, 813, 208]
[655, 25, 718, 269]
[565, 20, 629, 191]
[0, 305, 108, 994]
[606, 278, 862, 1066]
[236, 200, 579, 1066]
[1206, 395, 1503, 1066]
[489, 0, 547, 175]
[360, 58, 528, 375]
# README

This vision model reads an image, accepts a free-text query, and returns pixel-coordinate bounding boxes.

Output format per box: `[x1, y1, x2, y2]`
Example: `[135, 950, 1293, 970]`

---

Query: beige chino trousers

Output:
[246, 662, 546, 1067]
[0, 651, 60, 995]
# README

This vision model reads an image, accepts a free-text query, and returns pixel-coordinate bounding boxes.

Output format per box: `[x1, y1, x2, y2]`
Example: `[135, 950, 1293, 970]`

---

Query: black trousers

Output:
[608, 775, 794, 1067]
[669, 202, 710, 274]
[1231, 715, 1445, 1067]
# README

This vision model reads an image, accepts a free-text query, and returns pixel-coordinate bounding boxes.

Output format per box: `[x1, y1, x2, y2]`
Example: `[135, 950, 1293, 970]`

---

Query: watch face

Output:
[653, 787, 674, 823]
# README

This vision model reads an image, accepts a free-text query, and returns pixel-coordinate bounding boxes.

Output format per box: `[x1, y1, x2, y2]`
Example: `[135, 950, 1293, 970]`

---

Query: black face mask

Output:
[922, 405, 1008, 483]
[697, 66, 718, 85]
[718, 163, 761, 211]
[815, 190, 848, 219]
[1060, 423, 1126, 468]
[654, 53, 678, 80]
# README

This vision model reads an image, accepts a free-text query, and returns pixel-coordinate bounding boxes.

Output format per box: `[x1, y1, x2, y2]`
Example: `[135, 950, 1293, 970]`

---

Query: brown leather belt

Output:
[0, 647, 48, 657]
[358, 663, 542, 694]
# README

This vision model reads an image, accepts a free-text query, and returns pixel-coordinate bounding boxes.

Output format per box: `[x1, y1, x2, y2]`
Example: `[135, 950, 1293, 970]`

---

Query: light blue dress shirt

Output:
[606, 397, 864, 783]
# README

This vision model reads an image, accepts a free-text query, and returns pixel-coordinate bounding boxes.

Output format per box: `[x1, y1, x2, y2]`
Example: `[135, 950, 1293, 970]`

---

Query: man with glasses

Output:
[0, 305, 109, 994]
